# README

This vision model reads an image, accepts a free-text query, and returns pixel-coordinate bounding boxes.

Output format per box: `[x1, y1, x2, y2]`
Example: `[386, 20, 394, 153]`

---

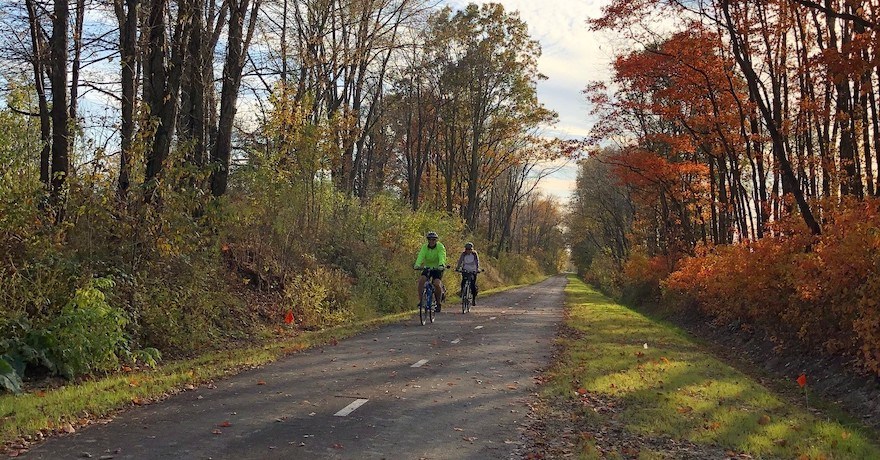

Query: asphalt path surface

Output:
[25, 276, 567, 460]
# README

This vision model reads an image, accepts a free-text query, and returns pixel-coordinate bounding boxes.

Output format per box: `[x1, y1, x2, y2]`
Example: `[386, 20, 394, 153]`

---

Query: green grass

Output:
[546, 276, 880, 459]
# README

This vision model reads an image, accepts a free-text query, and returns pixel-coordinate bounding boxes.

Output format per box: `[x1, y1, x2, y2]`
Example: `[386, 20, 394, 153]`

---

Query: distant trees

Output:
[386, 3, 558, 232]
[0, 0, 562, 257]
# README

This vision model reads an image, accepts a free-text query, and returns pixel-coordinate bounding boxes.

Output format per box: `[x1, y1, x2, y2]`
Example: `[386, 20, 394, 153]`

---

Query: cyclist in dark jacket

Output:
[455, 242, 480, 305]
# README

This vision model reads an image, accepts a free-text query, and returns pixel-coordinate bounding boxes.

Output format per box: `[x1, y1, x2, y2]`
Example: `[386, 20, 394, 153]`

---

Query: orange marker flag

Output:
[284, 311, 294, 324]
[796, 373, 807, 388]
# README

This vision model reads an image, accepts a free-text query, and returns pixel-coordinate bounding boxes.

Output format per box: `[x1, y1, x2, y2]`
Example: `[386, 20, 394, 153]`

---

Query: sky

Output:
[443, 0, 615, 203]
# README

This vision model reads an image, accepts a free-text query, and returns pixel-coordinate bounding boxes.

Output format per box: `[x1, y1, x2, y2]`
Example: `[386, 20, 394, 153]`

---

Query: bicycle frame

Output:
[417, 268, 441, 325]
[457, 269, 478, 314]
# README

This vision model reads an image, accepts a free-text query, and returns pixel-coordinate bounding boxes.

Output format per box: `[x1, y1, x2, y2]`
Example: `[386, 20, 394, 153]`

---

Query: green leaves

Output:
[0, 277, 160, 391]
[0, 355, 23, 394]
[46, 278, 130, 378]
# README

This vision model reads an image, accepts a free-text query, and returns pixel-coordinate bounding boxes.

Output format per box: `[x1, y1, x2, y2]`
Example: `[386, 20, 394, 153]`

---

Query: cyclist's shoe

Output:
[472, 297, 476, 306]
[435, 304, 442, 313]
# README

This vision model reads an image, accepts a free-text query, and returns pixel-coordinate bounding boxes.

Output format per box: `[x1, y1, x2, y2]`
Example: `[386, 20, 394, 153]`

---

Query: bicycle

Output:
[415, 267, 446, 325]
[456, 269, 482, 314]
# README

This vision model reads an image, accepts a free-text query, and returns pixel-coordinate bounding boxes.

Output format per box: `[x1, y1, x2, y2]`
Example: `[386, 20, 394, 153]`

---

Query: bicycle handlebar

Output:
[415, 265, 451, 270]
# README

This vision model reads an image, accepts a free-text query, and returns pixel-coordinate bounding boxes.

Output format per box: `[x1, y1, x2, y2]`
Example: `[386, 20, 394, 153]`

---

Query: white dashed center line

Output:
[334, 399, 369, 417]
[411, 359, 429, 368]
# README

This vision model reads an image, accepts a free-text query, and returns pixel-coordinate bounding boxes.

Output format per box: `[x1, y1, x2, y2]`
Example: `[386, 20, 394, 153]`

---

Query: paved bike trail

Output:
[25, 276, 567, 459]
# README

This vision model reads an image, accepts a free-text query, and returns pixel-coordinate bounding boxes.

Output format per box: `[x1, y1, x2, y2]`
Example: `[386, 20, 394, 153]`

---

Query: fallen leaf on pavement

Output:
[218, 421, 232, 428]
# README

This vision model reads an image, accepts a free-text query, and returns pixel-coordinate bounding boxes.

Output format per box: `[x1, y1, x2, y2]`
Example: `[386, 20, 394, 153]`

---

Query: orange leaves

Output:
[658, 198, 880, 376]
[676, 405, 693, 414]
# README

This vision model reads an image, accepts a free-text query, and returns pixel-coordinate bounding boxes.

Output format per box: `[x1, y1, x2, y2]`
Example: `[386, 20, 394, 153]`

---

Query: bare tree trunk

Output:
[179, 0, 208, 166]
[144, 0, 193, 202]
[855, 17, 875, 196]
[49, 0, 70, 215]
[721, 1, 821, 234]
[25, 0, 51, 188]
[211, 0, 261, 196]
[69, 0, 85, 131]
[825, 5, 861, 197]
[115, 0, 139, 199]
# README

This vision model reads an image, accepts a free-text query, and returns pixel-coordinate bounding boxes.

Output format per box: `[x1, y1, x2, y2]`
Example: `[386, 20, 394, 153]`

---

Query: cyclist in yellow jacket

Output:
[415, 231, 447, 312]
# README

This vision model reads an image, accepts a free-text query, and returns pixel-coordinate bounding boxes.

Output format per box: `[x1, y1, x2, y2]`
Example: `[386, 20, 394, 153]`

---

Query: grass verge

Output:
[544, 276, 880, 459]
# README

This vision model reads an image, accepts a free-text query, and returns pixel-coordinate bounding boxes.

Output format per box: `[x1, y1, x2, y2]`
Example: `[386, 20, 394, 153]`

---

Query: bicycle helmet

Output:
[464, 242, 474, 249]
[426, 231, 439, 239]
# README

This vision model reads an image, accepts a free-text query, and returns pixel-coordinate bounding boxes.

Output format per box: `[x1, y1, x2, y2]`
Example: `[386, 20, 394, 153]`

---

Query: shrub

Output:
[284, 266, 353, 329]
[621, 251, 672, 305]
[495, 252, 543, 285]
[0, 278, 161, 391]
[660, 200, 880, 375]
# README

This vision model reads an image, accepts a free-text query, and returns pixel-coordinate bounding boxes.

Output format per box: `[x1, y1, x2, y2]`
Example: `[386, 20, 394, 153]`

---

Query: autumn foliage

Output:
[664, 201, 880, 374]
[572, 0, 880, 376]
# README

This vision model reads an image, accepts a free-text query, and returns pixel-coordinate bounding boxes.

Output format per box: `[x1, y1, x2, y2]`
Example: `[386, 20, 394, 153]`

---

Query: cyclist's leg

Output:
[431, 270, 443, 310]
[418, 274, 428, 306]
